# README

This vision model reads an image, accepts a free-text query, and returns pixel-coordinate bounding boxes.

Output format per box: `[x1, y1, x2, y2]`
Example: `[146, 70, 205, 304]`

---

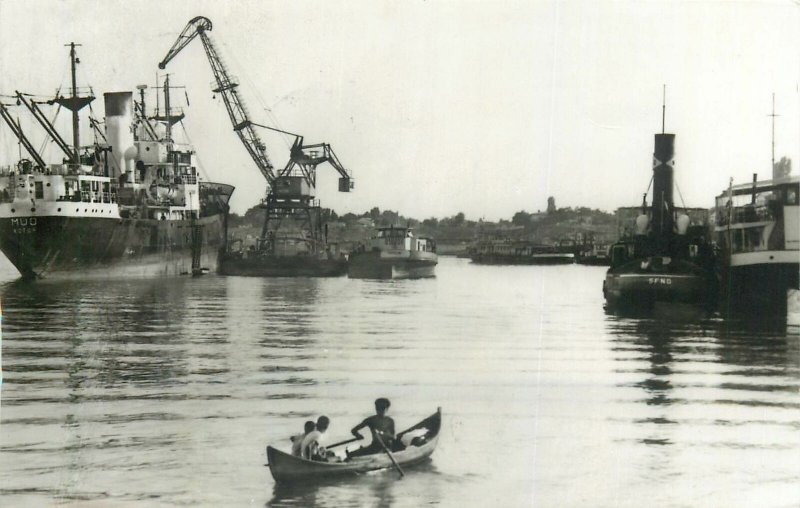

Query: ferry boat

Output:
[714, 174, 799, 307]
[469, 239, 575, 265]
[0, 44, 233, 279]
[348, 226, 437, 279]
[602, 130, 716, 309]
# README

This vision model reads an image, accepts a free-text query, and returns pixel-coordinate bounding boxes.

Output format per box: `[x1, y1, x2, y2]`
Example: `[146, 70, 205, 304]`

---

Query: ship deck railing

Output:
[0, 165, 108, 178]
[716, 204, 776, 226]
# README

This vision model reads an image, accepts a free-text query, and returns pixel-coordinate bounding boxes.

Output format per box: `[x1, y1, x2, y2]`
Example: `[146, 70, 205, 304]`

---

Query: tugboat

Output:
[602, 107, 715, 309]
[714, 174, 799, 309]
[0, 44, 233, 279]
[348, 225, 437, 279]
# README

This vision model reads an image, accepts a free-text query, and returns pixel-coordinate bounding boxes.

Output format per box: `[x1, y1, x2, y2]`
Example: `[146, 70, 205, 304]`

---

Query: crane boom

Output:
[0, 102, 48, 169]
[158, 16, 277, 185]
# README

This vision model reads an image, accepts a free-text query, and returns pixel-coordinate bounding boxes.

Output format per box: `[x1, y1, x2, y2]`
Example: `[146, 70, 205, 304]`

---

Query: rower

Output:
[348, 398, 396, 458]
[290, 420, 315, 457]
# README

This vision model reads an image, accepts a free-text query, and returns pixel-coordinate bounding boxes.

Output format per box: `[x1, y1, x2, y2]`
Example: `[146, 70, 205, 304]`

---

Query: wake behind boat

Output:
[266, 408, 441, 483]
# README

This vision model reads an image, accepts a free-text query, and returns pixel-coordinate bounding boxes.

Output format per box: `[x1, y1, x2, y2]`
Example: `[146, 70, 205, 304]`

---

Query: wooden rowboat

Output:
[266, 408, 442, 483]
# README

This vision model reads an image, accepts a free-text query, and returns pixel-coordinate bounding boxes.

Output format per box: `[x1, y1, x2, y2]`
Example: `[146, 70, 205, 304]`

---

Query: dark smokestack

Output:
[651, 133, 675, 241]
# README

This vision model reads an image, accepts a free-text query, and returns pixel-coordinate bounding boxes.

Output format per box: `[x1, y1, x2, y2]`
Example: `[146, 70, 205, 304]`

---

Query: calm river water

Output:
[0, 257, 798, 507]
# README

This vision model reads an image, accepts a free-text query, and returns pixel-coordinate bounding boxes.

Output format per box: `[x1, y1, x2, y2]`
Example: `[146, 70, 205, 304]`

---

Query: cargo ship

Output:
[348, 226, 437, 279]
[714, 174, 799, 308]
[0, 44, 233, 279]
[602, 126, 716, 309]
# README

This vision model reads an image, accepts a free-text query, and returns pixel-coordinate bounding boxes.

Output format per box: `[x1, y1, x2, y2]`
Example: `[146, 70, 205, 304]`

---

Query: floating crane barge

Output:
[159, 16, 354, 277]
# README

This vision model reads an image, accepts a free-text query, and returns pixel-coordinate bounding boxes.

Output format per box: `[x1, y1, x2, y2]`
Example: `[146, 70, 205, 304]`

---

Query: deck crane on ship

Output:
[158, 16, 355, 276]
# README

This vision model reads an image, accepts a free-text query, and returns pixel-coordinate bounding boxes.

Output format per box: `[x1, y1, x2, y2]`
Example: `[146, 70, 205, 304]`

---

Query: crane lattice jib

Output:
[158, 16, 276, 185]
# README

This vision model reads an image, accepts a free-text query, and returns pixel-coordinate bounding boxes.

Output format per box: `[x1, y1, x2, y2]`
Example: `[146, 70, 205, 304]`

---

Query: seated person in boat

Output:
[348, 398, 396, 457]
[301, 416, 332, 461]
[291, 420, 316, 457]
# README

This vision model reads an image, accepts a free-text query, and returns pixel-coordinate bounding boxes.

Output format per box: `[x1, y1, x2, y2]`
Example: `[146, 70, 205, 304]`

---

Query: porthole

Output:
[46, 183, 51, 187]
[30, 207, 35, 212]
[10, 208, 15, 213]
[58, 208, 61, 212]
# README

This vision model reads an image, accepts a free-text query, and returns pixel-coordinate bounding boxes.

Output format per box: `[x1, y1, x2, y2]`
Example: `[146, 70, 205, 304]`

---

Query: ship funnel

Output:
[104, 92, 136, 180]
[651, 133, 675, 240]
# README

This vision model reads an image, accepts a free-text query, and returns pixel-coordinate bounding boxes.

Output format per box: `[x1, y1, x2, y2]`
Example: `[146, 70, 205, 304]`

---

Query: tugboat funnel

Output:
[652, 133, 675, 240]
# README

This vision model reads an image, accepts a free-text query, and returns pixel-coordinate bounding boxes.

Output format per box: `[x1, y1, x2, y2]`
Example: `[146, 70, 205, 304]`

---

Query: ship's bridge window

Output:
[786, 188, 798, 205]
[34, 181, 44, 199]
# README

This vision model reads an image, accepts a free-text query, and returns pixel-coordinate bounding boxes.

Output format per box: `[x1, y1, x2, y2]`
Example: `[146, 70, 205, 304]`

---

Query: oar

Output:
[327, 436, 363, 449]
[376, 434, 404, 478]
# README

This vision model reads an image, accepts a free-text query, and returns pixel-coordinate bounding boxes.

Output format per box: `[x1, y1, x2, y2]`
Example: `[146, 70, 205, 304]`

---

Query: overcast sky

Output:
[1, 0, 798, 219]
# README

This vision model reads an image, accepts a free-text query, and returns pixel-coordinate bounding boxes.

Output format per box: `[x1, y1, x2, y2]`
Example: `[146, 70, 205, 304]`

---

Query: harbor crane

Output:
[158, 16, 354, 256]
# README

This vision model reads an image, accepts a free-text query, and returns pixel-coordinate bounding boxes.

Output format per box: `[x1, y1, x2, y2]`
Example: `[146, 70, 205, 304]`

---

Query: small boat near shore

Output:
[348, 225, 437, 279]
[469, 239, 575, 265]
[266, 409, 441, 483]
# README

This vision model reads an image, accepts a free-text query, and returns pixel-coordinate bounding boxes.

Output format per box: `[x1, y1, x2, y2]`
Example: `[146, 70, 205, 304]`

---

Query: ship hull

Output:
[603, 258, 713, 309]
[719, 252, 799, 310]
[220, 254, 347, 277]
[348, 251, 437, 279]
[0, 214, 226, 279]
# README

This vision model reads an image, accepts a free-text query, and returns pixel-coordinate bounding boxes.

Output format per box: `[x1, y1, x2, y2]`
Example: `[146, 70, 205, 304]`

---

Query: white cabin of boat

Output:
[366, 226, 437, 255]
[714, 174, 799, 267]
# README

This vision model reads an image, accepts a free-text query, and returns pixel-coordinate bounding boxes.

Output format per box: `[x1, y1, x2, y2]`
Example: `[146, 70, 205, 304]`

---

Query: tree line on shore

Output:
[228, 204, 617, 246]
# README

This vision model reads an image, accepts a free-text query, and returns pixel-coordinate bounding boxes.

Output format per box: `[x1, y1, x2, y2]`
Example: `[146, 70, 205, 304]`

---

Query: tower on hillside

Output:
[546, 196, 556, 214]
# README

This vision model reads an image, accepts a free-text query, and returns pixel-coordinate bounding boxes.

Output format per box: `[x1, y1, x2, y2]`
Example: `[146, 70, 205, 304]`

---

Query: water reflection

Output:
[606, 304, 800, 453]
[266, 460, 440, 508]
[0, 276, 236, 504]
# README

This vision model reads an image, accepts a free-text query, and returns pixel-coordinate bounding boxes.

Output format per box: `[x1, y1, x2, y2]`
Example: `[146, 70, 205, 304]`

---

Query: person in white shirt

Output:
[290, 420, 316, 457]
[301, 416, 330, 461]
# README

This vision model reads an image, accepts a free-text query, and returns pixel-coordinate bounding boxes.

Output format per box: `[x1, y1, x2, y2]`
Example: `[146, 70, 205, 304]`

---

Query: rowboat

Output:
[266, 408, 442, 483]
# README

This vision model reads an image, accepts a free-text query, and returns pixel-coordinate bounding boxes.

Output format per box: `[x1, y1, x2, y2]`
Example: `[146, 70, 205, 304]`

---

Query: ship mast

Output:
[152, 74, 184, 148]
[769, 92, 779, 177]
[53, 43, 94, 165]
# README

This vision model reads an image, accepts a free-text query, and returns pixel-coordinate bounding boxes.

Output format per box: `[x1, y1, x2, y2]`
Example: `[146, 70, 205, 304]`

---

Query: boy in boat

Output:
[348, 398, 396, 458]
[290, 420, 315, 457]
[301, 416, 331, 461]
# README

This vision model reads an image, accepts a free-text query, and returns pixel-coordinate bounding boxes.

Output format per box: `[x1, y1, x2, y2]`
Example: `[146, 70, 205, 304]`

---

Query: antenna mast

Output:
[661, 84, 666, 134]
[53, 43, 94, 165]
[768, 92, 779, 175]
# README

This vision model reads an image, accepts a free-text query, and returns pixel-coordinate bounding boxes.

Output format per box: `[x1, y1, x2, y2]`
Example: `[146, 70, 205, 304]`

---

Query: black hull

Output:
[0, 215, 226, 279]
[348, 252, 437, 279]
[576, 257, 611, 266]
[719, 263, 799, 311]
[220, 254, 347, 277]
[603, 258, 714, 310]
